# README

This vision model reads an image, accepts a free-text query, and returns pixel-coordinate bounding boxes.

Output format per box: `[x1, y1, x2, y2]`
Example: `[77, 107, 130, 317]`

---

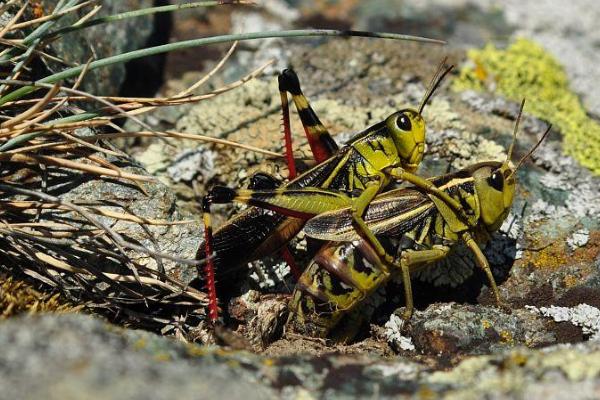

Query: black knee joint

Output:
[205, 186, 236, 208]
[278, 68, 302, 95]
[248, 172, 281, 190]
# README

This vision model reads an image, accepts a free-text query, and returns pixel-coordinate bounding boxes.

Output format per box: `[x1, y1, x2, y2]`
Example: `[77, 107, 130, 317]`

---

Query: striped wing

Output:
[303, 188, 434, 241]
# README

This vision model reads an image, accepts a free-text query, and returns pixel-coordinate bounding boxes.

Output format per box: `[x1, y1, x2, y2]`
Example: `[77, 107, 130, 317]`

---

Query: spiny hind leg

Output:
[278, 71, 298, 179]
[200, 196, 220, 323]
[200, 171, 285, 323]
[279, 68, 338, 164]
[206, 185, 353, 218]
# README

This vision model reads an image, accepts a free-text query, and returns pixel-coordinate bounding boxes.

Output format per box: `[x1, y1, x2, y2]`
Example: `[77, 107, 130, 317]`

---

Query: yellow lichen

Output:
[523, 242, 569, 270]
[454, 38, 600, 174]
[133, 338, 147, 350]
[153, 352, 172, 362]
[499, 330, 514, 346]
[563, 274, 579, 288]
[0, 275, 76, 318]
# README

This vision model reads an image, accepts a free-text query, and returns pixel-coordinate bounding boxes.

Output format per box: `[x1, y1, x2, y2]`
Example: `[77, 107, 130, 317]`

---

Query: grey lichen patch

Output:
[384, 314, 415, 351]
[567, 229, 591, 251]
[527, 304, 600, 340]
[426, 341, 600, 398]
[406, 303, 555, 355]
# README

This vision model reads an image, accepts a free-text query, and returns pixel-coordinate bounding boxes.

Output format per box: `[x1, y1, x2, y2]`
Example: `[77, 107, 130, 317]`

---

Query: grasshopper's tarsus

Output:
[462, 231, 502, 305]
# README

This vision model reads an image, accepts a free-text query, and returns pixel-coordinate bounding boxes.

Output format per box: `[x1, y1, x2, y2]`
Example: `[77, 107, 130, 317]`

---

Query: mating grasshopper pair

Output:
[200, 66, 549, 340]
[200, 63, 455, 320]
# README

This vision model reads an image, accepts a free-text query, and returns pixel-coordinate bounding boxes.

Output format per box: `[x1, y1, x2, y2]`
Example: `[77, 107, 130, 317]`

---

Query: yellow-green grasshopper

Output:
[283, 101, 552, 340]
[201, 63, 458, 322]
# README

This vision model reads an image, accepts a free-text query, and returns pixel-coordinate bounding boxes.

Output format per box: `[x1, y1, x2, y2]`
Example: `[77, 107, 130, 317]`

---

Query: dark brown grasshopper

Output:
[201, 64, 456, 322]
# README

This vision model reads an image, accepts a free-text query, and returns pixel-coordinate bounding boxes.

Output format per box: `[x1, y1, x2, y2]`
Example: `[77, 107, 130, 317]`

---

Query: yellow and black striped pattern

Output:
[287, 161, 517, 340]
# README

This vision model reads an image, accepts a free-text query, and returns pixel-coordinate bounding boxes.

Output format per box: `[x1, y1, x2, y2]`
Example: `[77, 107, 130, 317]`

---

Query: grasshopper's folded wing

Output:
[304, 188, 434, 241]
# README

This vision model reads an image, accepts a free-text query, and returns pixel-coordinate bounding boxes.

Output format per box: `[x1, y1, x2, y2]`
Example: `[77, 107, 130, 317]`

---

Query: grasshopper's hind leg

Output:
[279, 68, 339, 165]
[200, 172, 284, 323]
[278, 73, 298, 179]
[201, 196, 220, 323]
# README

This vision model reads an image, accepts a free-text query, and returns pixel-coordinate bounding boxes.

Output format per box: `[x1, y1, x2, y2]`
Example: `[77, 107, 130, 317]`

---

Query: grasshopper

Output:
[283, 101, 552, 340]
[201, 63, 456, 322]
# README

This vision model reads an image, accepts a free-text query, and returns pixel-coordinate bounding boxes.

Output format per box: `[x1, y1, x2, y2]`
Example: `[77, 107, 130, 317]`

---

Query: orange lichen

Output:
[522, 242, 569, 270]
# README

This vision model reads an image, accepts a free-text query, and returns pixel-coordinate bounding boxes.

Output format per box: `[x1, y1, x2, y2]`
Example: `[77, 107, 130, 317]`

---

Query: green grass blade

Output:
[0, 29, 444, 106]
[0, 0, 80, 63]
[45, 1, 248, 39]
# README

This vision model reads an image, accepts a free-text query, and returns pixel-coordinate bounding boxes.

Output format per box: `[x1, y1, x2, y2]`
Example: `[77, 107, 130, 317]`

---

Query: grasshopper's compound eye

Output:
[487, 170, 504, 192]
[396, 113, 412, 131]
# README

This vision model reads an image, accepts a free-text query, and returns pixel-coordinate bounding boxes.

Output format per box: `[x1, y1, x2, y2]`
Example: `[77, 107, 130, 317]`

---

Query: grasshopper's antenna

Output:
[514, 124, 552, 173]
[507, 98, 526, 162]
[418, 57, 454, 115]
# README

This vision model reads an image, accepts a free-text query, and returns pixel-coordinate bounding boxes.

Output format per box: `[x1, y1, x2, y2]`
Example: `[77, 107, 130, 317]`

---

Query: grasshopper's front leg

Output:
[397, 246, 450, 320]
[386, 167, 471, 224]
[461, 231, 504, 308]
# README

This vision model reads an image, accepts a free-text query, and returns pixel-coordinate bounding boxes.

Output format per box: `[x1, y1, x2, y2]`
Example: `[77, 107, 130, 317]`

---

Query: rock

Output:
[399, 303, 555, 356]
[39, 0, 156, 96]
[424, 341, 600, 399]
[3, 313, 600, 399]
[56, 150, 203, 284]
[0, 314, 276, 400]
[295, 0, 600, 115]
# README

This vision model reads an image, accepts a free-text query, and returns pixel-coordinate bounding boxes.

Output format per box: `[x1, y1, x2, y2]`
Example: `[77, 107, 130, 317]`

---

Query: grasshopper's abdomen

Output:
[287, 239, 392, 338]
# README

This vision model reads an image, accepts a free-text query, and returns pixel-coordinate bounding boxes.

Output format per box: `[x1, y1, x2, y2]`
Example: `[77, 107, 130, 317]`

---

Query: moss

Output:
[0, 275, 76, 318]
[454, 38, 600, 174]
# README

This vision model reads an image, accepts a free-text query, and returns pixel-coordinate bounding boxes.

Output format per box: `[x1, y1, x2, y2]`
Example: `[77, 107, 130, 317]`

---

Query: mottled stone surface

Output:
[3, 314, 600, 399]
[39, 0, 155, 95]
[4, 1, 600, 397]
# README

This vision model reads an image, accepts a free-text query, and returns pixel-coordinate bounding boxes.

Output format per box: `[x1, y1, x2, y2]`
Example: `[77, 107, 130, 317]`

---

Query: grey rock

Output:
[354, 0, 600, 114]
[404, 303, 556, 355]
[3, 314, 600, 399]
[0, 314, 276, 400]
[33, 0, 155, 96]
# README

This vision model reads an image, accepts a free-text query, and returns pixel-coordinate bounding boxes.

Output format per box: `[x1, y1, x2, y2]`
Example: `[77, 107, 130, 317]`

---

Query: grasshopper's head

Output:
[472, 100, 551, 232]
[471, 161, 517, 232]
[385, 109, 425, 172]
[387, 61, 454, 173]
